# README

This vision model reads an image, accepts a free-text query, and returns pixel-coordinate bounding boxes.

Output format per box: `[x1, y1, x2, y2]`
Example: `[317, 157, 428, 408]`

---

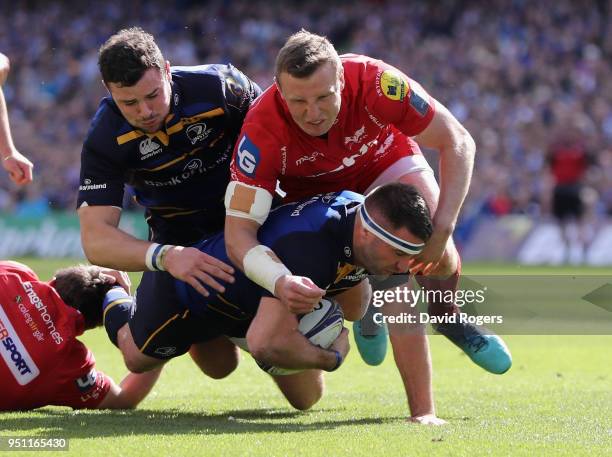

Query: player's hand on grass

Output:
[408, 414, 447, 426]
[2, 149, 33, 186]
[275, 275, 325, 314]
[99, 268, 132, 294]
[164, 245, 235, 296]
[329, 327, 350, 365]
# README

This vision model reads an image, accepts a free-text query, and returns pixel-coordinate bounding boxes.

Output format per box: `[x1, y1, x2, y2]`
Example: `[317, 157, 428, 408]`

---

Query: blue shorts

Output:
[130, 271, 222, 359]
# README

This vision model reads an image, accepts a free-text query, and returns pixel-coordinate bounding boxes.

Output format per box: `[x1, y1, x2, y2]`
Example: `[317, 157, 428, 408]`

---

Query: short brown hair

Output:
[275, 29, 341, 83]
[99, 27, 165, 86]
[53, 265, 114, 330]
[365, 183, 433, 243]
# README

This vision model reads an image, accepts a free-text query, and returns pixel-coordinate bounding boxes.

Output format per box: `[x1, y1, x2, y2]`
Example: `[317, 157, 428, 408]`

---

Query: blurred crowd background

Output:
[1, 0, 611, 244]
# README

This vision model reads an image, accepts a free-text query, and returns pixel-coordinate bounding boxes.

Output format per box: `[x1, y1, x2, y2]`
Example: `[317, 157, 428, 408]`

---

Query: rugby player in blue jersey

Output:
[77, 28, 261, 377]
[77, 27, 261, 293]
[102, 183, 440, 415]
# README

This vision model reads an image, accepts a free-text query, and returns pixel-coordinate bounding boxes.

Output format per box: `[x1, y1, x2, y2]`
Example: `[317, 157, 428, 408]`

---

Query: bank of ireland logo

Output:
[186, 123, 212, 145]
[379, 70, 407, 102]
[184, 158, 203, 172]
[236, 134, 260, 177]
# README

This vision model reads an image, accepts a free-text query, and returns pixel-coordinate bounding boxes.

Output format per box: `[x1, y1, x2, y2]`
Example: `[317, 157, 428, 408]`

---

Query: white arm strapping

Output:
[224, 181, 273, 225]
[243, 245, 292, 296]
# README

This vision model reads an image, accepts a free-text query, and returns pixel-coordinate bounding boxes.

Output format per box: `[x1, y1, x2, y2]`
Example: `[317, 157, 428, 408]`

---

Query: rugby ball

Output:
[230, 297, 344, 376]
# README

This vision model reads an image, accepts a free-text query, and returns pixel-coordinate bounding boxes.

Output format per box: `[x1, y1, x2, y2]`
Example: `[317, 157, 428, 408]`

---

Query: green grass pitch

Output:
[1, 259, 611, 456]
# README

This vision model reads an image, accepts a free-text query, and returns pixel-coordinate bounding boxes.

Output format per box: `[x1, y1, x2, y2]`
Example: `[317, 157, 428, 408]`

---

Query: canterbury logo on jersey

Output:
[0, 307, 40, 385]
[139, 138, 162, 159]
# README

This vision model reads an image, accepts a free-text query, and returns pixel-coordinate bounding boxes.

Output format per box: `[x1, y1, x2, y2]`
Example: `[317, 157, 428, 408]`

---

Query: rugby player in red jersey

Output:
[0, 261, 160, 411]
[224, 30, 511, 424]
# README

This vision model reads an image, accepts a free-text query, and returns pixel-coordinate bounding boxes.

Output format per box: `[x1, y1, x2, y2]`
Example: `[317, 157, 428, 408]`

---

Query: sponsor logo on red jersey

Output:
[22, 282, 63, 345]
[0, 306, 40, 385]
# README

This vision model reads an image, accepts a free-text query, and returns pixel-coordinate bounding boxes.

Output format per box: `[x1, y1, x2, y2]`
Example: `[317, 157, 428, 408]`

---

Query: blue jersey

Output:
[77, 64, 261, 244]
[173, 191, 367, 337]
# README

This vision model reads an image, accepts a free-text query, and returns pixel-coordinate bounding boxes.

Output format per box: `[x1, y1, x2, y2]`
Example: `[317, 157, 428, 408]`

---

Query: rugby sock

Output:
[415, 256, 462, 319]
[102, 286, 133, 347]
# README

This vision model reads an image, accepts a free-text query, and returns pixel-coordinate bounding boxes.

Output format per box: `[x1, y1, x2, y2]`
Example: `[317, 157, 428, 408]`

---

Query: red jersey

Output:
[0, 261, 111, 410]
[230, 54, 435, 202]
[549, 144, 588, 185]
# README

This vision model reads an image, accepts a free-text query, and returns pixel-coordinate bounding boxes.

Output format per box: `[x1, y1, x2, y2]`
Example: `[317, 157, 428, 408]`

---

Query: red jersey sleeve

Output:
[0, 261, 39, 282]
[362, 59, 435, 136]
[48, 341, 112, 409]
[230, 120, 283, 195]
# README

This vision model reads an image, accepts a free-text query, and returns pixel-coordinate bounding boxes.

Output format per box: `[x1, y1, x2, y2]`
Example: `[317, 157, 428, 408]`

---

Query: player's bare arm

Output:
[331, 279, 372, 321]
[412, 100, 475, 273]
[224, 182, 324, 312]
[79, 205, 158, 270]
[0, 53, 33, 185]
[247, 296, 349, 371]
[96, 367, 162, 409]
[79, 205, 234, 294]
[0, 52, 9, 84]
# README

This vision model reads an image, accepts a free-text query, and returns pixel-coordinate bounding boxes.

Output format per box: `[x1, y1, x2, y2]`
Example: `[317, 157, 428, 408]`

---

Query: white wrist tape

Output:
[224, 181, 273, 225]
[145, 243, 172, 271]
[243, 245, 291, 295]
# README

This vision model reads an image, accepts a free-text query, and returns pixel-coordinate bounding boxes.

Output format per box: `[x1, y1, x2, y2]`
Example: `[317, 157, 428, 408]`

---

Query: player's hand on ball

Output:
[329, 327, 350, 364]
[164, 245, 235, 296]
[408, 414, 447, 426]
[275, 275, 325, 314]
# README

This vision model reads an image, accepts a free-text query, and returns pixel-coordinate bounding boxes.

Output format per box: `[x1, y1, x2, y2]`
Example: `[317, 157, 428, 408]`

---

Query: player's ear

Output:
[164, 60, 171, 80]
[338, 67, 345, 91]
[274, 76, 285, 100]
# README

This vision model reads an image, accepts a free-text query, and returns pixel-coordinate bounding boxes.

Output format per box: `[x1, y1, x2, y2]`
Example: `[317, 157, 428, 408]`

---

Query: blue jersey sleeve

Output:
[77, 103, 127, 209]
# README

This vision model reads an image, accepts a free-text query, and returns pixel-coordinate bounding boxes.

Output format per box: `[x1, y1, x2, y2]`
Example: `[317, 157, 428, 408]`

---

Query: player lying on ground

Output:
[104, 183, 442, 417]
[0, 261, 160, 411]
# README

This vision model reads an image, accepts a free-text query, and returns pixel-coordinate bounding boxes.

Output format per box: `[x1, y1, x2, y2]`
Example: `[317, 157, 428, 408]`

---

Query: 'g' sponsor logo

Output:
[236, 135, 260, 177]
[379, 70, 408, 102]
[186, 123, 212, 145]
[0, 307, 40, 385]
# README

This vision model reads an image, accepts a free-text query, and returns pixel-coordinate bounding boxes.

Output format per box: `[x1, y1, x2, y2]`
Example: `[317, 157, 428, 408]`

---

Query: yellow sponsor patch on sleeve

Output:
[379, 70, 409, 102]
